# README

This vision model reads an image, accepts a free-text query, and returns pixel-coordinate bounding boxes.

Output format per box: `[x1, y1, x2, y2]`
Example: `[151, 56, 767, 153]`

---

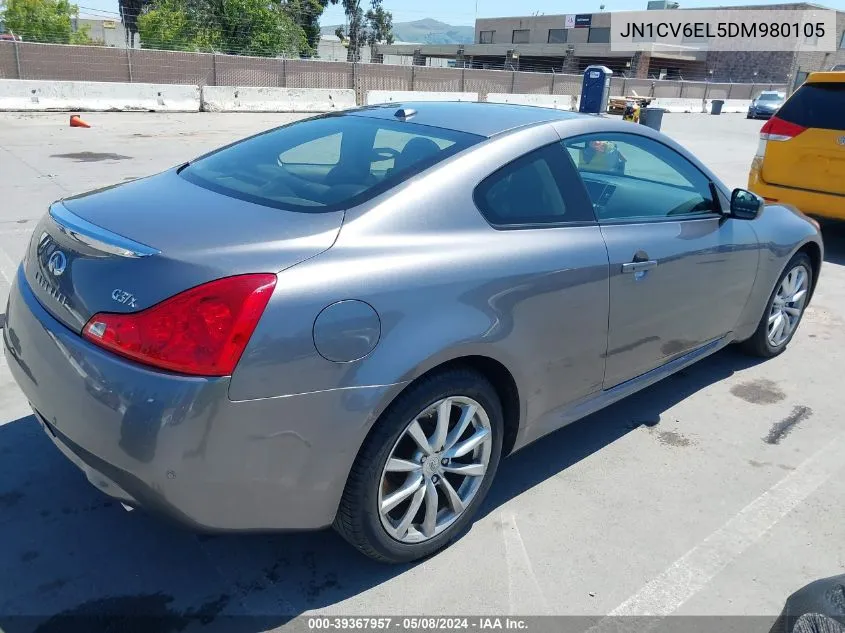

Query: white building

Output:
[74, 17, 140, 49]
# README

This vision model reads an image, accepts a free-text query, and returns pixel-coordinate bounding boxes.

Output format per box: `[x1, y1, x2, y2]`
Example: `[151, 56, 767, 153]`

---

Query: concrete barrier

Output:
[704, 99, 752, 114]
[486, 93, 578, 111]
[366, 90, 478, 105]
[650, 98, 706, 113]
[0, 79, 200, 112]
[201, 86, 356, 113]
[649, 97, 753, 114]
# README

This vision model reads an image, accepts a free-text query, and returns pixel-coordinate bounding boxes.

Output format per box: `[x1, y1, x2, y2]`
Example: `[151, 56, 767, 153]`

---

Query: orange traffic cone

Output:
[69, 114, 90, 128]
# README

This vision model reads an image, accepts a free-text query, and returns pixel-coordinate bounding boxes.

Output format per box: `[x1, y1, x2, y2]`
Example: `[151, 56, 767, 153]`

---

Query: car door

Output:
[562, 132, 759, 389]
[473, 142, 610, 435]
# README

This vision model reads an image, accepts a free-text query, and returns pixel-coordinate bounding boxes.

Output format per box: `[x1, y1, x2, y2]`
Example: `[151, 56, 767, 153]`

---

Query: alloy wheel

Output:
[767, 264, 809, 348]
[377, 396, 492, 544]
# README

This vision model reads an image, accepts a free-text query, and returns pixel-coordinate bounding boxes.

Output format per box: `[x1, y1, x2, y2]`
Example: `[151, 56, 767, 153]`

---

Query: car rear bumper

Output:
[749, 177, 845, 221]
[4, 267, 399, 531]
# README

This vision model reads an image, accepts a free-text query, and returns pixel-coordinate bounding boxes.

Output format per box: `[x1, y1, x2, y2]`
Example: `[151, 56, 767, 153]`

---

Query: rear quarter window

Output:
[777, 83, 845, 131]
[474, 143, 595, 227]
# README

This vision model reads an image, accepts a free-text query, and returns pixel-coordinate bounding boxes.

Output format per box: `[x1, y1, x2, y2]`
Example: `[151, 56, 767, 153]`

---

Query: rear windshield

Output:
[180, 114, 482, 212]
[777, 83, 845, 131]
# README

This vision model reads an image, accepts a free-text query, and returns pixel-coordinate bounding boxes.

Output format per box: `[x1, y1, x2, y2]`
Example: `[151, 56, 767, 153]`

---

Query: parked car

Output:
[5, 102, 823, 563]
[748, 72, 845, 222]
[746, 90, 785, 119]
[0, 21, 22, 41]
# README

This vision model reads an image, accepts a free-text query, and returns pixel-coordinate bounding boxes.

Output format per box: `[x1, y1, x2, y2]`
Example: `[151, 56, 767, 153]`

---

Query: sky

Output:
[78, 0, 845, 29]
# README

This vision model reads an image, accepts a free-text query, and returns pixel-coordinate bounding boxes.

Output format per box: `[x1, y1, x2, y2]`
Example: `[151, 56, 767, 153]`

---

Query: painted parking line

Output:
[0, 227, 36, 236]
[502, 511, 550, 616]
[592, 431, 845, 626]
[0, 246, 19, 288]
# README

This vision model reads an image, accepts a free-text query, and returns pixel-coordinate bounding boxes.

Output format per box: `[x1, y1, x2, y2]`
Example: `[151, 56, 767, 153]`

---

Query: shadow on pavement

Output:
[481, 345, 762, 518]
[0, 346, 762, 632]
[821, 223, 845, 267]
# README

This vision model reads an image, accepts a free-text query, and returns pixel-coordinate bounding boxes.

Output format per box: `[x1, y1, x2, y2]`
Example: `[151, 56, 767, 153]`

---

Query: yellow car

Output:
[748, 71, 845, 221]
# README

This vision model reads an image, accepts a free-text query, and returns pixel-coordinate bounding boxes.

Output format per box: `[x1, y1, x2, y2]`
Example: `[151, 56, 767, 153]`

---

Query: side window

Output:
[562, 133, 718, 222]
[474, 143, 592, 227]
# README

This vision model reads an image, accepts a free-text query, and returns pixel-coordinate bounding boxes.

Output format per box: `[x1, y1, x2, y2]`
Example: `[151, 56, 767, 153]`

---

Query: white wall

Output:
[0, 79, 199, 111]
[201, 86, 356, 112]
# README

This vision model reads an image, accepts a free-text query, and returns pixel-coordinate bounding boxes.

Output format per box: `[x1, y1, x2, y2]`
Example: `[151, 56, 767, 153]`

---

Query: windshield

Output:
[757, 94, 783, 102]
[180, 114, 482, 212]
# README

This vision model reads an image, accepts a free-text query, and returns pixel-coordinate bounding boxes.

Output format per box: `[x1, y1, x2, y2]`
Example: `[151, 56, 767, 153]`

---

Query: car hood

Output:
[24, 169, 343, 332]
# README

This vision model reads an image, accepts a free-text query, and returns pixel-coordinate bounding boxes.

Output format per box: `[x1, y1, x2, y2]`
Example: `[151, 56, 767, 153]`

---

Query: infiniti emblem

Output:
[47, 250, 67, 277]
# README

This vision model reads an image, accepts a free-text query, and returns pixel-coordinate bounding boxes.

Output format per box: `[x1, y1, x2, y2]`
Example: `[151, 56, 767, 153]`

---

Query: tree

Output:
[335, 0, 392, 62]
[1, 0, 77, 43]
[334, 0, 361, 62]
[365, 0, 391, 60]
[282, 0, 326, 54]
[136, 0, 195, 49]
[118, 0, 150, 47]
[207, 0, 307, 56]
[137, 0, 307, 56]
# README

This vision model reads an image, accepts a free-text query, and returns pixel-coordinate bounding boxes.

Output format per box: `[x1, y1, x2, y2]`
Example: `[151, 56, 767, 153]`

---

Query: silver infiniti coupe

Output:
[4, 102, 822, 562]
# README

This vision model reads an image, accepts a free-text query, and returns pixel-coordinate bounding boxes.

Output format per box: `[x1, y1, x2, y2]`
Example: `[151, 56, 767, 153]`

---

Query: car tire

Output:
[741, 252, 813, 358]
[334, 368, 504, 563]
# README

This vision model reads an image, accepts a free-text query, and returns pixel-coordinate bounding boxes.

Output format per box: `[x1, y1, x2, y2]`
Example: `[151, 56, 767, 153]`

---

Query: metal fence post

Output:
[622, 76, 627, 96]
[410, 65, 416, 91]
[13, 40, 22, 79]
[352, 62, 362, 105]
[460, 67, 465, 92]
[281, 57, 286, 88]
[126, 47, 133, 83]
[679, 80, 685, 98]
[212, 53, 218, 86]
[510, 70, 516, 93]
[727, 82, 733, 99]
[550, 71, 556, 95]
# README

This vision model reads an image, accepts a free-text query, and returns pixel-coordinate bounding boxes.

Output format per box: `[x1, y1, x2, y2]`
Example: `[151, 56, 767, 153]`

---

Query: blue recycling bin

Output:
[579, 65, 613, 114]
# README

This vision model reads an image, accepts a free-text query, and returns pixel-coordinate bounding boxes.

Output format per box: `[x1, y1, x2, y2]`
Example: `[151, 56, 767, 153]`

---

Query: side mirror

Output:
[730, 188, 764, 220]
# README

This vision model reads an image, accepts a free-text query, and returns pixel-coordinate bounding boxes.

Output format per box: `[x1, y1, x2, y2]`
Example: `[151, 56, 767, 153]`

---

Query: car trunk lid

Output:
[760, 79, 845, 196]
[24, 169, 343, 333]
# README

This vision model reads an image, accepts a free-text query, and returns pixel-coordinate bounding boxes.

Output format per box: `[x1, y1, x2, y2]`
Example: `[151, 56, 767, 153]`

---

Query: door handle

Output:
[622, 260, 658, 273]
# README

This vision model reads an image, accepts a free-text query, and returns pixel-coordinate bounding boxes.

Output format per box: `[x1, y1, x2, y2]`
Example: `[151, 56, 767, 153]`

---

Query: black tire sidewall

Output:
[354, 371, 504, 563]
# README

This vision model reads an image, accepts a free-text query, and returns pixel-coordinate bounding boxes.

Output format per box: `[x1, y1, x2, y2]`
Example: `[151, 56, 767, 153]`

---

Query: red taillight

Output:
[760, 116, 806, 141]
[83, 273, 277, 376]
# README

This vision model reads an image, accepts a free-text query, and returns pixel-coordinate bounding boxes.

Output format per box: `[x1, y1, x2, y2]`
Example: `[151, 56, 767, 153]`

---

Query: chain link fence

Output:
[0, 41, 787, 104]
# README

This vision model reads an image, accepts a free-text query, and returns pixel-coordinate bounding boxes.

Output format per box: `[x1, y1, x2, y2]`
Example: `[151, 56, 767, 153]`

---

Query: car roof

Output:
[346, 101, 587, 138]
[806, 71, 845, 84]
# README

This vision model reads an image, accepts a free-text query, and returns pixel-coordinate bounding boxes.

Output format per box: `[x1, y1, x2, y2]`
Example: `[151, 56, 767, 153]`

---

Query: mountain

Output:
[321, 18, 474, 45]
